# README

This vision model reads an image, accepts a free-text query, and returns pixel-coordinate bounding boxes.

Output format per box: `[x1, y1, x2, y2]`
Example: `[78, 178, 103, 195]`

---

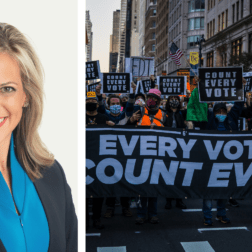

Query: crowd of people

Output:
[86, 76, 252, 229]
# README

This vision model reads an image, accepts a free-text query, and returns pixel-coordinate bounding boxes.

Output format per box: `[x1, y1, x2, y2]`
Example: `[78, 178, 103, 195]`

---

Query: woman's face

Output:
[0, 53, 26, 145]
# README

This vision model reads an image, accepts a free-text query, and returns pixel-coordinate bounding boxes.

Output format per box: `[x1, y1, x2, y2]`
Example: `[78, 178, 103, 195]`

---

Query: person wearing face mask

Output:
[120, 93, 129, 111]
[163, 96, 187, 210]
[187, 78, 248, 226]
[128, 89, 167, 225]
[96, 83, 136, 125]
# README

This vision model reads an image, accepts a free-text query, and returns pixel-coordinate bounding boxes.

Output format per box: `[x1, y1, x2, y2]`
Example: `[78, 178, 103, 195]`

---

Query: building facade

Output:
[167, 0, 205, 75]
[117, 0, 128, 72]
[156, 0, 169, 76]
[139, 0, 147, 56]
[145, 0, 157, 59]
[203, 0, 252, 68]
[130, 0, 140, 56]
[86, 10, 93, 62]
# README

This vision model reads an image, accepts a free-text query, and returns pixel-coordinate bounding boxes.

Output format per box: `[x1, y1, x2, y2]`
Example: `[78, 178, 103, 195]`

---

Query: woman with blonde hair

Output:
[0, 23, 77, 251]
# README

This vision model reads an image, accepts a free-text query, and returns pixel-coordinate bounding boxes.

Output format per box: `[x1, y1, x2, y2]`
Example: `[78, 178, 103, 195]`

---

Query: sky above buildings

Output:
[86, 0, 121, 72]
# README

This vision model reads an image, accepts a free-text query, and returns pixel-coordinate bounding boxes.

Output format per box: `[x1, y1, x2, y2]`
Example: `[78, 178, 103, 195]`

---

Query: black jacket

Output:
[163, 109, 187, 128]
[0, 160, 78, 252]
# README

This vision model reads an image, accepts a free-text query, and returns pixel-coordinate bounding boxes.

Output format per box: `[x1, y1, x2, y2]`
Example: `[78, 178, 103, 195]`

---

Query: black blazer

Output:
[0, 160, 78, 252]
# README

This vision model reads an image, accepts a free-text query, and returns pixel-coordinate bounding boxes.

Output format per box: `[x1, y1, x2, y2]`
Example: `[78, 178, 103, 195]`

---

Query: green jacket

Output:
[186, 87, 208, 122]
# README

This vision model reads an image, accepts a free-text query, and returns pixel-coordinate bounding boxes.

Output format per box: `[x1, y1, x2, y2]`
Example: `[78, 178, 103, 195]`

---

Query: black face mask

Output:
[122, 102, 127, 109]
[169, 99, 180, 108]
[86, 103, 97, 112]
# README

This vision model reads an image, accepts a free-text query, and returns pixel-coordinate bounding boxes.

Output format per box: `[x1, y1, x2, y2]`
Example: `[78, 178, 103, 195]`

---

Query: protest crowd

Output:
[86, 69, 252, 230]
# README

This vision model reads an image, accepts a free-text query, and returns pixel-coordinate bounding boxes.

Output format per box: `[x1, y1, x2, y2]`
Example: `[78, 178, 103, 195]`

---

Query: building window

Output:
[210, 20, 212, 37]
[187, 35, 201, 49]
[232, 38, 243, 57]
[188, 17, 204, 30]
[152, 44, 155, 52]
[232, 4, 235, 23]
[236, 1, 239, 22]
[152, 32, 155, 39]
[226, 9, 228, 28]
[249, 33, 252, 53]
[241, 0, 243, 18]
[222, 12, 225, 30]
[213, 19, 215, 35]
[152, 21, 156, 28]
[207, 51, 214, 67]
[189, 0, 205, 12]
[218, 15, 220, 32]
[153, 9, 156, 16]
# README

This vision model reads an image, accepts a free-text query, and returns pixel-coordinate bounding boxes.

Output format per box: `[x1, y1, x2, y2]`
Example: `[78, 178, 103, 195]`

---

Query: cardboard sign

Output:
[243, 72, 252, 93]
[125, 57, 155, 77]
[156, 76, 187, 95]
[198, 67, 244, 102]
[100, 73, 133, 94]
[87, 82, 100, 92]
[86, 60, 101, 80]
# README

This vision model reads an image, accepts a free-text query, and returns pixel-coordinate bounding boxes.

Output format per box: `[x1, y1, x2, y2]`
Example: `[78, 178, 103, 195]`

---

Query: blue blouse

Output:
[0, 135, 50, 252]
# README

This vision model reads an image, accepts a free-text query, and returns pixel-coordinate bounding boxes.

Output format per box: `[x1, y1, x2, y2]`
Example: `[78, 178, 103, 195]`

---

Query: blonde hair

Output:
[0, 23, 54, 181]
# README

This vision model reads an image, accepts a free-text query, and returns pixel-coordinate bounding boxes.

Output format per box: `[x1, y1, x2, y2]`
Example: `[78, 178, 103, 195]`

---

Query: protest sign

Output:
[125, 57, 155, 77]
[87, 81, 100, 92]
[135, 79, 156, 94]
[243, 73, 252, 93]
[198, 67, 244, 102]
[86, 60, 101, 80]
[100, 73, 133, 94]
[156, 76, 187, 95]
[86, 126, 252, 199]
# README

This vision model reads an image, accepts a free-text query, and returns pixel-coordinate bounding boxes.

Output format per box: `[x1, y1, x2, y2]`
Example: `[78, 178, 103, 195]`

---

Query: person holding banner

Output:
[96, 83, 136, 125]
[188, 77, 247, 226]
[129, 89, 167, 224]
[163, 96, 187, 210]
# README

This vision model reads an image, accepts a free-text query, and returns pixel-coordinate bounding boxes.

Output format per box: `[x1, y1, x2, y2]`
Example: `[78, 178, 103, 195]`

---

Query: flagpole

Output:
[171, 40, 199, 78]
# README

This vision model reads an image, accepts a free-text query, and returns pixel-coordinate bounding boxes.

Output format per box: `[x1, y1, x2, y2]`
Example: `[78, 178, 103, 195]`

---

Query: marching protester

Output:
[128, 88, 167, 224]
[187, 77, 249, 226]
[86, 91, 114, 229]
[95, 84, 137, 219]
[163, 95, 187, 210]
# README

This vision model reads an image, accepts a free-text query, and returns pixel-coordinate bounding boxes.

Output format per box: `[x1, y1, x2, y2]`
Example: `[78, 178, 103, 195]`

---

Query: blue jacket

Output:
[206, 102, 244, 130]
[98, 94, 135, 125]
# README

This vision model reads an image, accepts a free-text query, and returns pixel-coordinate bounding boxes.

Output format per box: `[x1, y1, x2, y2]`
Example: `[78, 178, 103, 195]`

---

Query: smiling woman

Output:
[0, 24, 77, 252]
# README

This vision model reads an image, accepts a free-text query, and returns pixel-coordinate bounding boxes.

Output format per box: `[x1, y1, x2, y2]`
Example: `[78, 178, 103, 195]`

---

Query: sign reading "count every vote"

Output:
[198, 67, 243, 102]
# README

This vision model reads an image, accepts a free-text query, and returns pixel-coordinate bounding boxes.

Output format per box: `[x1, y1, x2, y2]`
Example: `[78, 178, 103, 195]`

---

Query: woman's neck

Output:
[0, 134, 11, 173]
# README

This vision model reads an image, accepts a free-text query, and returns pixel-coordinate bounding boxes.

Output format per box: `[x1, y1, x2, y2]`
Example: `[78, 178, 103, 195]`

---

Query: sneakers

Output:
[149, 216, 159, 224]
[104, 208, 114, 218]
[135, 217, 146, 225]
[122, 208, 133, 217]
[204, 218, 213, 226]
[93, 219, 104, 229]
[216, 215, 230, 224]
[228, 199, 239, 207]
[175, 199, 187, 209]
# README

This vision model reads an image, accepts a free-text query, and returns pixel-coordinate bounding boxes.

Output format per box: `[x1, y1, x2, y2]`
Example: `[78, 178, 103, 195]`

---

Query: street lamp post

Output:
[196, 35, 205, 68]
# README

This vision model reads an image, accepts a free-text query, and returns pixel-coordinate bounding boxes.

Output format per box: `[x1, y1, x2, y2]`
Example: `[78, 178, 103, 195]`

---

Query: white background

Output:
[0, 1, 78, 212]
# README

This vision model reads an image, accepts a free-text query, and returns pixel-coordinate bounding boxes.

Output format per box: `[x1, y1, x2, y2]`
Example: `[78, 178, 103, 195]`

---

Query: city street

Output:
[86, 197, 252, 252]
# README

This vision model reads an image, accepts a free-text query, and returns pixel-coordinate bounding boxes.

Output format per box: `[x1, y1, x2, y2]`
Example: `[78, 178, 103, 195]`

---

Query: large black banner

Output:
[101, 73, 133, 94]
[156, 76, 187, 95]
[86, 61, 100, 80]
[86, 126, 252, 199]
[198, 67, 244, 102]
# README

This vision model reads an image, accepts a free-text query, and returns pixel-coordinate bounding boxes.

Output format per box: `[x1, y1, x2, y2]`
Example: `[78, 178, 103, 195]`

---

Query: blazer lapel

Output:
[0, 239, 7, 252]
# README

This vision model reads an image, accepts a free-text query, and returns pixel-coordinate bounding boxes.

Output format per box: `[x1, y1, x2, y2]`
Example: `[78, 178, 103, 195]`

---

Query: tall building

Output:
[156, 0, 169, 76]
[86, 10, 93, 62]
[138, 0, 146, 56]
[145, 0, 157, 59]
[109, 10, 120, 72]
[117, 0, 128, 72]
[203, 0, 252, 68]
[167, 0, 205, 75]
[130, 0, 140, 56]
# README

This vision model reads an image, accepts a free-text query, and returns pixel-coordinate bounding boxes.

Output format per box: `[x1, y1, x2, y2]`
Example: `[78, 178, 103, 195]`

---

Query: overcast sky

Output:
[86, 0, 121, 72]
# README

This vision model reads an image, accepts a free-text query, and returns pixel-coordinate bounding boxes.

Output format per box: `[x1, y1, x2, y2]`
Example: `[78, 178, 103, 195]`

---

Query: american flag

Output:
[169, 42, 183, 66]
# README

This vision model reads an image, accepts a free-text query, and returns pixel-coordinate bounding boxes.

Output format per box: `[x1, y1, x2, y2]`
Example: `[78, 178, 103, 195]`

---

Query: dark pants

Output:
[106, 197, 130, 210]
[86, 198, 104, 221]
